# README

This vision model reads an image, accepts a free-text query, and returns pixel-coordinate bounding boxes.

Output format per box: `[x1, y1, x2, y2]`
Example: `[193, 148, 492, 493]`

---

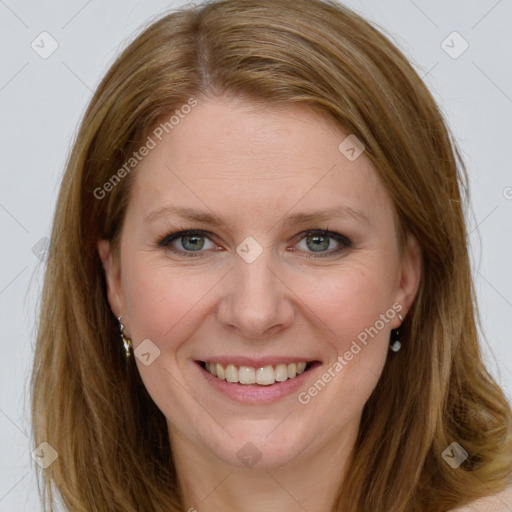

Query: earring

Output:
[389, 313, 404, 352]
[118, 315, 132, 359]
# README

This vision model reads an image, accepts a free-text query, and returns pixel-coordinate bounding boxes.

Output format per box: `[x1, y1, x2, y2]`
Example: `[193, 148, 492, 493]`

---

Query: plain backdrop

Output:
[0, 0, 511, 509]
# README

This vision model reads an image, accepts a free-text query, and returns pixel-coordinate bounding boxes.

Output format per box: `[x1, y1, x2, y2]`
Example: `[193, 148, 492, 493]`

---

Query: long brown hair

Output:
[31, 0, 512, 510]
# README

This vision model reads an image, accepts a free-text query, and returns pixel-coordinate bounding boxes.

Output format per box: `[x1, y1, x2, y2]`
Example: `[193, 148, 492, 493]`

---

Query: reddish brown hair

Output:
[31, 1, 512, 510]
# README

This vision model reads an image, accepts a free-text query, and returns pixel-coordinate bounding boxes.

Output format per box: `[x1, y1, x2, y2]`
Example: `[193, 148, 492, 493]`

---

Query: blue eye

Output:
[157, 229, 351, 259]
[157, 230, 217, 257]
[295, 231, 351, 258]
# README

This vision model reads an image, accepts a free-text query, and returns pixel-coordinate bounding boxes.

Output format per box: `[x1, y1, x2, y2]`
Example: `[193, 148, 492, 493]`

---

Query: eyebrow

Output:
[144, 205, 370, 227]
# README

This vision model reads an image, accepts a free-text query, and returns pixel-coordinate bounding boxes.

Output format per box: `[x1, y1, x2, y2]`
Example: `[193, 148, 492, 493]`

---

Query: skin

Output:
[98, 95, 422, 512]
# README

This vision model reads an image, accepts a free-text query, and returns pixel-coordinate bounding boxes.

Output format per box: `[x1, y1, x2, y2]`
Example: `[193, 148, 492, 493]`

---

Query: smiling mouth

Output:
[198, 361, 318, 386]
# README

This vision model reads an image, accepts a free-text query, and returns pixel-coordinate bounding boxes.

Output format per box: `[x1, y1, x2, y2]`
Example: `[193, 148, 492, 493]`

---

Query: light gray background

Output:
[1, 0, 511, 509]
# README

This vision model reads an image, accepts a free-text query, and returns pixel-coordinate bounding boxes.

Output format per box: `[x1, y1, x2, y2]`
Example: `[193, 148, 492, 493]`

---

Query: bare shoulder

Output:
[449, 486, 512, 512]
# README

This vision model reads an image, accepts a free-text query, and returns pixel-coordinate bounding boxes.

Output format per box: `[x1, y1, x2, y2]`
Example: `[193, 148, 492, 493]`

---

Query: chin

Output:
[197, 418, 316, 469]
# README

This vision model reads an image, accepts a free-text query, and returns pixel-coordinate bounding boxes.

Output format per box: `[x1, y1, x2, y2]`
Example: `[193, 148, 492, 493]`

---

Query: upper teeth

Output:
[204, 362, 308, 385]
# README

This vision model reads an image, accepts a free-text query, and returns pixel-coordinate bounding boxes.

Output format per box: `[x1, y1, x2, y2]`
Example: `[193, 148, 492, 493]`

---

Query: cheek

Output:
[302, 262, 397, 350]
[122, 257, 195, 345]
[121, 261, 202, 410]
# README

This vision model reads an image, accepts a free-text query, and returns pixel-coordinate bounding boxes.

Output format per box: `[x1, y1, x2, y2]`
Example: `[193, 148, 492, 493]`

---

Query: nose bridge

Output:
[218, 239, 293, 338]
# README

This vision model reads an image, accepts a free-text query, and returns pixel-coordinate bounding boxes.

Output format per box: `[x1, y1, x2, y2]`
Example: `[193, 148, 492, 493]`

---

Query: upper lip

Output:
[197, 356, 319, 367]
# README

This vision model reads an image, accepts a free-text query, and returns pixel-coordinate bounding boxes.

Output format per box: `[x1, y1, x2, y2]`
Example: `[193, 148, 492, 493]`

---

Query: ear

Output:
[97, 238, 126, 322]
[393, 229, 422, 325]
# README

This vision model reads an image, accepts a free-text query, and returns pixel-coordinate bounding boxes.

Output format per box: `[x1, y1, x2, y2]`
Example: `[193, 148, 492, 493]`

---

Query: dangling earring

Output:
[389, 313, 404, 352]
[118, 315, 132, 359]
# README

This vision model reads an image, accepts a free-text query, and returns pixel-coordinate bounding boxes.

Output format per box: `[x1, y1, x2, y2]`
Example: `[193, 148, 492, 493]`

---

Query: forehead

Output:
[127, 96, 391, 227]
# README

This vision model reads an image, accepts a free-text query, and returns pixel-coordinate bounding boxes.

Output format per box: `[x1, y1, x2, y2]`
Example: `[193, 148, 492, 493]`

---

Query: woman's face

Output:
[98, 96, 421, 469]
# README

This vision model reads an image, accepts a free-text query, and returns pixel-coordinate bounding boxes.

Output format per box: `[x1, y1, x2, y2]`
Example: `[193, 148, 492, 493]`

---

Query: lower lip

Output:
[197, 362, 320, 404]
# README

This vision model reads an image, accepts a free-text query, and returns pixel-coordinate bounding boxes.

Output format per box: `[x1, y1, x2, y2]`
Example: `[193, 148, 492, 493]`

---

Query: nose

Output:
[216, 244, 295, 341]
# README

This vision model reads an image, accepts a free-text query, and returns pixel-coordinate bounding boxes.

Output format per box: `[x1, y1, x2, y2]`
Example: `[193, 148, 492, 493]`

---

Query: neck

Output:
[169, 417, 360, 512]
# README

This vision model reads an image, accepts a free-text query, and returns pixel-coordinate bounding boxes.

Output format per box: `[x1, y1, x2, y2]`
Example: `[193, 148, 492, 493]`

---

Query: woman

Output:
[30, 0, 512, 510]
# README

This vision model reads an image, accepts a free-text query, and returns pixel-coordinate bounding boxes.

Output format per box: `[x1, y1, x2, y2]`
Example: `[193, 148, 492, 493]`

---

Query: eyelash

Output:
[156, 228, 352, 259]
